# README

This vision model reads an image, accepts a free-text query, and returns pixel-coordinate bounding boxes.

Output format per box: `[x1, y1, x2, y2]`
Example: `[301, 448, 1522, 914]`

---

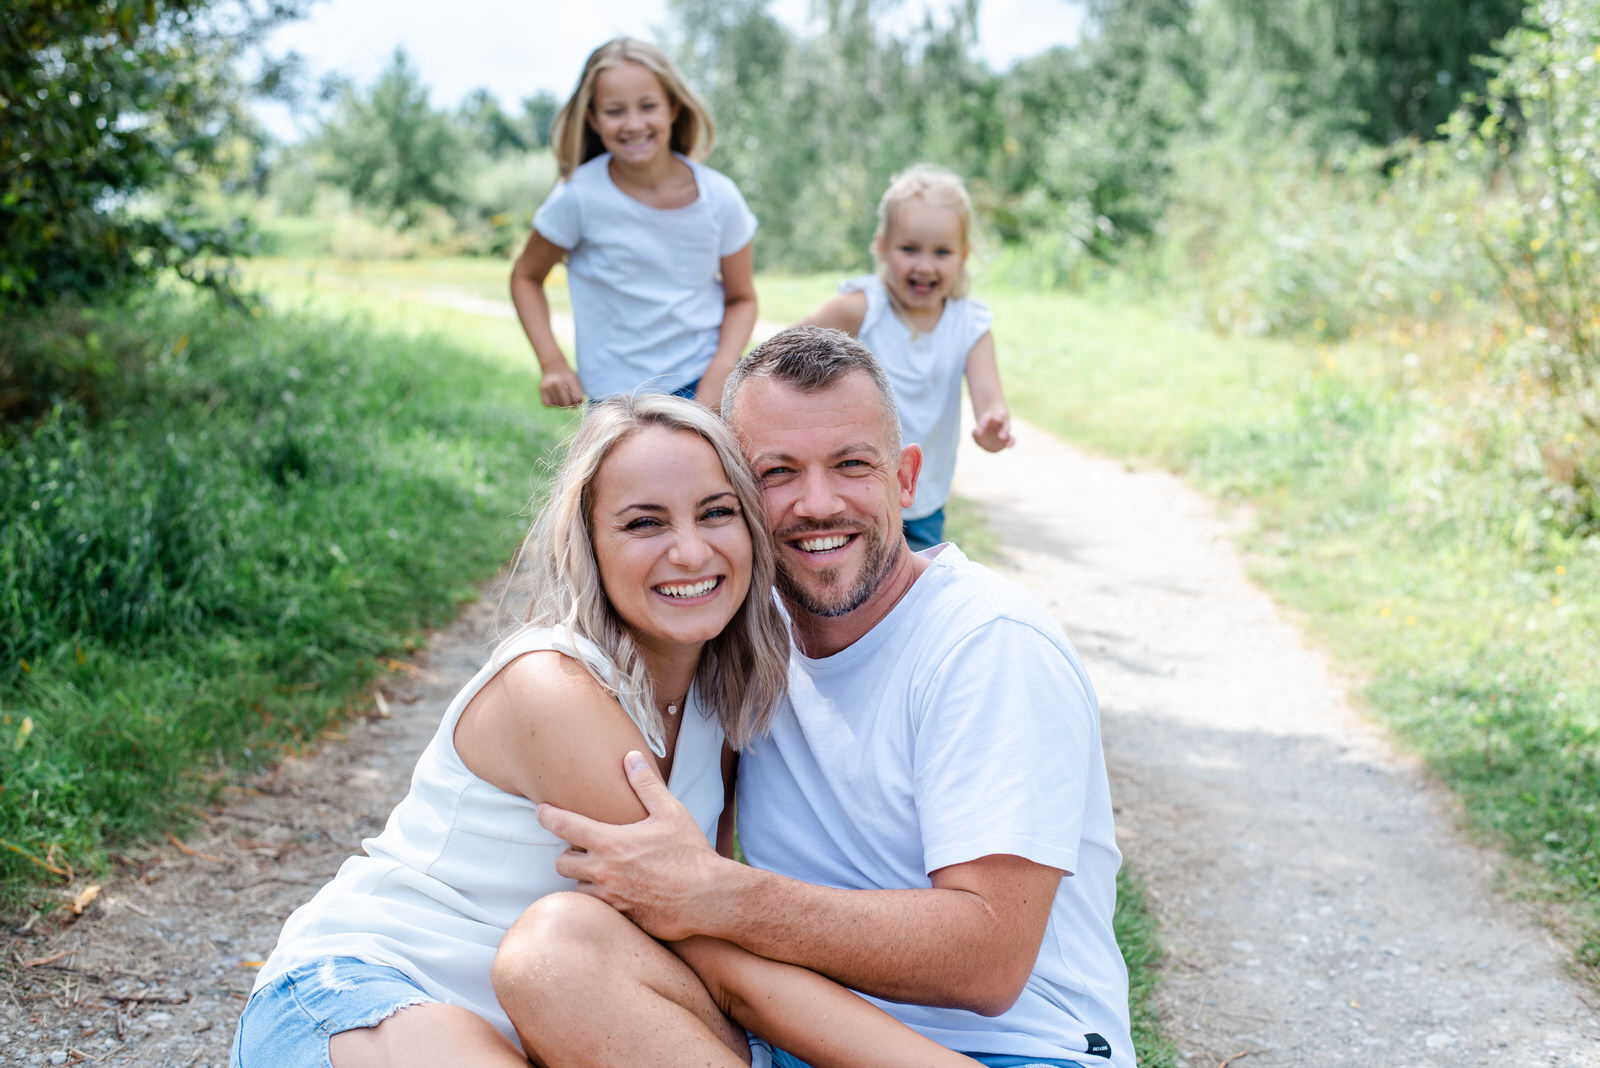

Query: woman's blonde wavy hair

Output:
[550, 37, 715, 179]
[507, 393, 788, 750]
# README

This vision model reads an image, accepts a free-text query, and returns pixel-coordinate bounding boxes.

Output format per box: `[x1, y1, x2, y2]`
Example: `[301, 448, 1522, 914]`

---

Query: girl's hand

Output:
[972, 408, 1014, 452]
[540, 365, 584, 408]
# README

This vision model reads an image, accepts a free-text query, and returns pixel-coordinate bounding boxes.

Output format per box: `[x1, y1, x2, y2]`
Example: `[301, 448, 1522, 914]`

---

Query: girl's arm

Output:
[696, 243, 758, 414]
[674, 937, 979, 1068]
[510, 229, 583, 409]
[964, 331, 1014, 452]
[798, 289, 868, 336]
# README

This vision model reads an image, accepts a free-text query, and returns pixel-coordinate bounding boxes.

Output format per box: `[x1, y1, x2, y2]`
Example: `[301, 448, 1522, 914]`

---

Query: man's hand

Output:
[537, 751, 728, 941]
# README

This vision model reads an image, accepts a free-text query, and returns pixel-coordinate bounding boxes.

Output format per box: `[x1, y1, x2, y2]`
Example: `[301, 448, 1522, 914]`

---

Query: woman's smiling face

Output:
[590, 425, 754, 662]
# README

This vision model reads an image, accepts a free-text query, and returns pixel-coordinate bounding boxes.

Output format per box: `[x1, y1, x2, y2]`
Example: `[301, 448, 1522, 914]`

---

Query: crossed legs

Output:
[492, 892, 752, 1067]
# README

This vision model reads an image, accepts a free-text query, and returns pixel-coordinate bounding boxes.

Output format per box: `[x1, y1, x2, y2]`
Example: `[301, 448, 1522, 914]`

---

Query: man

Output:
[501, 327, 1131, 1067]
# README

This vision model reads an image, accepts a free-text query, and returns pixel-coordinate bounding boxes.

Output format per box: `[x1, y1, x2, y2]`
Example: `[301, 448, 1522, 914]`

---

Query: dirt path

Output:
[950, 418, 1600, 1066]
[4, 298, 1597, 1065]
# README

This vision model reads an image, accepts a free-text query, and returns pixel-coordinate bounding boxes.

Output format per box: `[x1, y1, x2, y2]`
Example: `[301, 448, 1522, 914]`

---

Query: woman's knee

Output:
[492, 893, 635, 1005]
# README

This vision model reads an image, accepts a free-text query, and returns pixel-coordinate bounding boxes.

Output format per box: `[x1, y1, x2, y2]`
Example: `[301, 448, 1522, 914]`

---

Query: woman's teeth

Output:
[657, 578, 718, 598]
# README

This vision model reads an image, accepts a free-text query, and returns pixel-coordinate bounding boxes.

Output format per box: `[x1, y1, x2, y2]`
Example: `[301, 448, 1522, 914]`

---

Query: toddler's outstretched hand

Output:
[972, 409, 1015, 452]
[539, 365, 584, 408]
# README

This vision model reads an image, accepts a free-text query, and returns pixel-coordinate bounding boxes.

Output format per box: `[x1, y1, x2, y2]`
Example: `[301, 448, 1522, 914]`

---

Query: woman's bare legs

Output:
[492, 892, 752, 1068]
[328, 1002, 528, 1068]
[673, 936, 981, 1068]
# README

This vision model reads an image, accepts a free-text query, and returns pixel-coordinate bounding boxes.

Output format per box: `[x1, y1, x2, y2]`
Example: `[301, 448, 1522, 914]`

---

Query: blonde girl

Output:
[511, 37, 758, 412]
[801, 164, 1014, 551]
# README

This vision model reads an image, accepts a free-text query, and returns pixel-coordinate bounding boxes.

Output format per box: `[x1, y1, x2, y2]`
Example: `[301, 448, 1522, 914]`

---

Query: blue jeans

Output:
[903, 508, 946, 553]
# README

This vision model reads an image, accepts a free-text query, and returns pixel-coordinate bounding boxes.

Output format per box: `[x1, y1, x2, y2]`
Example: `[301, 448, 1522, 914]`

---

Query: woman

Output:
[232, 394, 979, 1067]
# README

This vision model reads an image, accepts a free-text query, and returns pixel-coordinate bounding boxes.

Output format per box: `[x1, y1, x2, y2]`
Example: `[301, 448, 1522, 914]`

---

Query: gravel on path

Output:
[951, 416, 1600, 1066]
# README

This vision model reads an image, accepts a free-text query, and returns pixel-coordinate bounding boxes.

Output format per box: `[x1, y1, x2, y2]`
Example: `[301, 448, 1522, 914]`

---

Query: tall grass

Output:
[0, 288, 563, 897]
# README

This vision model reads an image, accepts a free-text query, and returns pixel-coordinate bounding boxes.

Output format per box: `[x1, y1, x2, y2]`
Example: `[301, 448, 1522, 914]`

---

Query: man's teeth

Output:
[798, 534, 849, 553]
[657, 578, 718, 598]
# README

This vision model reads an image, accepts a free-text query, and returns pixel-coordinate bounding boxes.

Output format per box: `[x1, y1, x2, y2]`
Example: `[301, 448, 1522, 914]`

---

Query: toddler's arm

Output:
[965, 332, 1014, 452]
[672, 936, 980, 1068]
[510, 230, 583, 408]
[798, 289, 869, 336]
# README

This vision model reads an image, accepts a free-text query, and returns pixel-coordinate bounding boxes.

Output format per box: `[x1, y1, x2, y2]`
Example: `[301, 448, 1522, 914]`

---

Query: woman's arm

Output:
[697, 243, 758, 414]
[964, 331, 1014, 452]
[454, 650, 664, 823]
[510, 229, 583, 409]
[674, 937, 980, 1068]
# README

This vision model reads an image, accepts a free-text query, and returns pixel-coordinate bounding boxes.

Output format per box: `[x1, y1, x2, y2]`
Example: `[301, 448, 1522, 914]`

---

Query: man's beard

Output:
[773, 521, 897, 619]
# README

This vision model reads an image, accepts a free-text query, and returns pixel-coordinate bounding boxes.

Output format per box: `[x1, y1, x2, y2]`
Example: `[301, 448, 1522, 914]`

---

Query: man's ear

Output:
[897, 443, 923, 510]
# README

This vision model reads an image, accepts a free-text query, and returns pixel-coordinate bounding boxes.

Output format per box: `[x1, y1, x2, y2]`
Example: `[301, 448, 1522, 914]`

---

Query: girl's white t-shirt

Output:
[249, 625, 727, 1050]
[843, 275, 993, 519]
[535, 154, 757, 399]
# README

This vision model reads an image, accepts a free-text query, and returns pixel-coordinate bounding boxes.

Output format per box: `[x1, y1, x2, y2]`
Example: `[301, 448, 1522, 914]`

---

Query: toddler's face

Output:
[877, 199, 967, 322]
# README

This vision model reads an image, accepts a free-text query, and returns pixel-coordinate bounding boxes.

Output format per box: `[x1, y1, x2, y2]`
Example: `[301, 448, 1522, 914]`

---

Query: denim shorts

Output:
[751, 1037, 1088, 1068]
[230, 957, 435, 1067]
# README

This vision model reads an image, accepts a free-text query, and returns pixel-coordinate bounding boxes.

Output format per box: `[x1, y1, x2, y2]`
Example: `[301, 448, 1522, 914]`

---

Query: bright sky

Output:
[260, 0, 1085, 139]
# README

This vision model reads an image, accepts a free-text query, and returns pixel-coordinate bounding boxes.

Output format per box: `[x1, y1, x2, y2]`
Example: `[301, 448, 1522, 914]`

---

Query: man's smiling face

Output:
[731, 372, 918, 621]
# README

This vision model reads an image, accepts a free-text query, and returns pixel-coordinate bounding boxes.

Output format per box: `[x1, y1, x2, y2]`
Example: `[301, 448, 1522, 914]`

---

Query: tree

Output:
[312, 49, 467, 226]
[0, 0, 301, 308]
[519, 91, 560, 150]
[459, 88, 528, 156]
[1208, 0, 1526, 147]
[668, 0, 999, 272]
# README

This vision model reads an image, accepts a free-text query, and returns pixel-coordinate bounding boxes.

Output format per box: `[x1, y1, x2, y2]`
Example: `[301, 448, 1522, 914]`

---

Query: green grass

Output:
[989, 284, 1600, 975]
[0, 284, 568, 899]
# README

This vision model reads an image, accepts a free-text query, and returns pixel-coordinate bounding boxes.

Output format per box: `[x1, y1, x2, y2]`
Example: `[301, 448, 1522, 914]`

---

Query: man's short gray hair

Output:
[722, 326, 902, 451]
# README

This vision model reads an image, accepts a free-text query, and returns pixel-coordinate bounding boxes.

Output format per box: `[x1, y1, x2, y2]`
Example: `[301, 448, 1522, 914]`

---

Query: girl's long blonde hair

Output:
[507, 393, 787, 750]
[873, 163, 976, 302]
[549, 37, 715, 179]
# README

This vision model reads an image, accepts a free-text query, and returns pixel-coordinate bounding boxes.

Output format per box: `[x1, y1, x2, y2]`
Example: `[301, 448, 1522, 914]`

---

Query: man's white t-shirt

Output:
[843, 274, 992, 519]
[533, 153, 757, 400]
[737, 546, 1132, 1067]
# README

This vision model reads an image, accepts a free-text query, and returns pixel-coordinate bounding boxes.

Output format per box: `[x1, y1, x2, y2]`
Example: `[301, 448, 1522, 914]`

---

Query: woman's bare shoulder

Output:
[456, 648, 656, 822]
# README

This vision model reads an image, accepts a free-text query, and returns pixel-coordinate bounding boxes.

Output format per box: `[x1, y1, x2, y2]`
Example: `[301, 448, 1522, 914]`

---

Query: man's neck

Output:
[788, 549, 931, 659]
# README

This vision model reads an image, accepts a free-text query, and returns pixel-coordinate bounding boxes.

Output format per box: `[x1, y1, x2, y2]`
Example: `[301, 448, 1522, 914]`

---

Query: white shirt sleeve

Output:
[706, 169, 757, 256]
[962, 296, 994, 353]
[532, 179, 582, 250]
[911, 617, 1095, 877]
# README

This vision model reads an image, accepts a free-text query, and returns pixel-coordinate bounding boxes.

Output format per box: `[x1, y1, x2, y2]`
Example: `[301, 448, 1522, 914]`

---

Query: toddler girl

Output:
[802, 164, 1013, 551]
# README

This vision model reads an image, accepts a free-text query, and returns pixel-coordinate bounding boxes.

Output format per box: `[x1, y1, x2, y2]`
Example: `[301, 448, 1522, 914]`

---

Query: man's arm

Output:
[539, 752, 1062, 1015]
